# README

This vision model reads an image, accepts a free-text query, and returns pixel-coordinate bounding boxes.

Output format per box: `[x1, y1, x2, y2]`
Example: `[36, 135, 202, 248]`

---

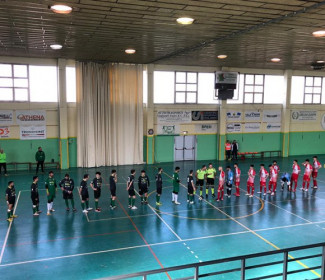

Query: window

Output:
[304, 76, 322, 104]
[198, 73, 218, 104]
[175, 71, 197, 103]
[154, 71, 174, 104]
[243, 74, 264, 104]
[227, 74, 244, 104]
[264, 75, 284, 104]
[0, 64, 29, 101]
[66, 66, 76, 103]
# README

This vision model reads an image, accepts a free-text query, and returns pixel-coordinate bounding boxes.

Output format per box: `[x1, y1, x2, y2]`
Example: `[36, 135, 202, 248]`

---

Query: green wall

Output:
[68, 137, 77, 168]
[289, 131, 325, 156]
[197, 134, 218, 161]
[154, 135, 174, 163]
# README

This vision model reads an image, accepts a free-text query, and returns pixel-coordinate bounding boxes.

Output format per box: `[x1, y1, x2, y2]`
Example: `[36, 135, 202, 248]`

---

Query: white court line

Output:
[0, 191, 21, 264]
[88, 213, 156, 222]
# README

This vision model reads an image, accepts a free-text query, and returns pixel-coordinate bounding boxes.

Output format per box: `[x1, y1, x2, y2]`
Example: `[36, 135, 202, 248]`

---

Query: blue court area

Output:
[0, 155, 324, 280]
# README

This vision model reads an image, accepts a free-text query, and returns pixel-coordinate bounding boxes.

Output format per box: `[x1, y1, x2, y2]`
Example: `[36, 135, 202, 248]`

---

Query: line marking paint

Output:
[0, 191, 21, 264]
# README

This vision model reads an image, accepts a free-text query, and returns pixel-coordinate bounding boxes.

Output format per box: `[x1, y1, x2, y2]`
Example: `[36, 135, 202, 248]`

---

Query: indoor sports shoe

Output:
[175, 201, 181, 205]
[271, 192, 274, 196]
[66, 208, 70, 212]
[200, 195, 203, 200]
[257, 191, 261, 194]
[131, 206, 137, 210]
[313, 186, 318, 189]
[82, 209, 88, 213]
[47, 212, 51, 216]
[33, 213, 39, 216]
[72, 208, 77, 212]
[245, 193, 250, 196]
[249, 195, 253, 198]
[95, 209, 101, 212]
[263, 193, 266, 196]
[6, 217, 13, 222]
[205, 195, 208, 199]
[87, 207, 93, 211]
[50, 209, 55, 212]
[212, 194, 215, 198]
[300, 187, 304, 191]
[190, 201, 194, 204]
[128, 205, 132, 208]
[11, 215, 18, 218]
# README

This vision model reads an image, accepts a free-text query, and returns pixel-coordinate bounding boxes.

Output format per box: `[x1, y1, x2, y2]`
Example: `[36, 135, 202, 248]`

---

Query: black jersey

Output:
[80, 180, 88, 195]
[138, 175, 150, 188]
[109, 175, 116, 190]
[187, 175, 194, 188]
[91, 177, 102, 190]
[6, 186, 16, 200]
[156, 173, 162, 188]
[31, 182, 39, 198]
[127, 175, 135, 190]
[59, 178, 74, 192]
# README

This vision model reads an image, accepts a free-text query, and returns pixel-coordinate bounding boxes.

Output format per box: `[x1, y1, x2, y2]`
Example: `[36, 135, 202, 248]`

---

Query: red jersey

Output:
[235, 167, 241, 183]
[247, 169, 256, 183]
[292, 164, 301, 175]
[219, 171, 225, 183]
[260, 169, 268, 183]
[313, 160, 321, 173]
[303, 163, 312, 176]
[270, 169, 277, 182]
[273, 165, 280, 175]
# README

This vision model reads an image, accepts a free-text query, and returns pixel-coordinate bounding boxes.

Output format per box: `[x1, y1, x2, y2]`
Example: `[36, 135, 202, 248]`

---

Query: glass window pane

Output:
[313, 87, 322, 94]
[245, 75, 254, 84]
[0, 78, 13, 87]
[154, 71, 174, 103]
[245, 85, 253, 92]
[14, 88, 28, 101]
[291, 76, 304, 104]
[0, 88, 13, 101]
[313, 94, 321, 103]
[29, 66, 58, 102]
[187, 92, 196, 103]
[264, 75, 284, 104]
[176, 72, 186, 83]
[254, 93, 263, 103]
[175, 92, 185, 103]
[66, 66, 76, 103]
[198, 73, 218, 104]
[314, 77, 322, 87]
[187, 84, 197, 92]
[255, 75, 264, 85]
[14, 65, 27, 78]
[254, 85, 263, 93]
[305, 77, 313, 86]
[14, 78, 28, 88]
[244, 93, 253, 103]
[305, 87, 313, 94]
[305, 94, 312, 103]
[228, 74, 244, 104]
[187, 72, 197, 83]
[176, 84, 186, 91]
[0, 64, 12, 77]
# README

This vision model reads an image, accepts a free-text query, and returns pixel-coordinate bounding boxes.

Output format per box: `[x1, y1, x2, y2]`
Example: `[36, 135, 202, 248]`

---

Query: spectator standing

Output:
[0, 149, 8, 176]
[231, 140, 239, 160]
[35, 147, 45, 174]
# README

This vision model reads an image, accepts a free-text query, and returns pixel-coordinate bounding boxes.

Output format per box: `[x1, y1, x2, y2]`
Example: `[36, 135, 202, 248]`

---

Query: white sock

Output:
[175, 194, 178, 203]
[172, 193, 175, 201]
[47, 203, 50, 212]
[50, 202, 53, 209]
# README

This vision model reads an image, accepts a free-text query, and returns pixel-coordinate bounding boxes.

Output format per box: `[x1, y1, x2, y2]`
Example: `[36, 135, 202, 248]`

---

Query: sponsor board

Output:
[321, 114, 325, 130]
[0, 110, 14, 125]
[0, 126, 10, 138]
[291, 110, 317, 121]
[157, 111, 191, 124]
[244, 110, 261, 121]
[244, 122, 261, 132]
[226, 111, 242, 121]
[215, 72, 238, 84]
[192, 111, 218, 121]
[226, 123, 242, 133]
[20, 125, 46, 140]
[157, 124, 180, 135]
[265, 123, 281, 132]
[195, 124, 218, 134]
[263, 110, 281, 123]
[16, 110, 46, 125]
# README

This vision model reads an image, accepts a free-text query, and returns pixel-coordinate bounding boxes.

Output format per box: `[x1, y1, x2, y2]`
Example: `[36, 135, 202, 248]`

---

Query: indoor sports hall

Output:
[1, 1, 325, 280]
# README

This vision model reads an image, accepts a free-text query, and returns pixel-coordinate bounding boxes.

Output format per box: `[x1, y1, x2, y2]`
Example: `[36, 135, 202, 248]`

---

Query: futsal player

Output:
[59, 173, 76, 212]
[127, 169, 137, 209]
[155, 167, 163, 206]
[90, 172, 103, 212]
[291, 160, 301, 192]
[206, 163, 216, 199]
[312, 156, 322, 189]
[109, 170, 117, 209]
[234, 163, 241, 196]
[172, 166, 181, 205]
[268, 165, 277, 196]
[280, 172, 291, 192]
[79, 174, 93, 213]
[216, 166, 225, 201]
[258, 164, 268, 195]
[225, 166, 233, 197]
[31, 176, 41, 216]
[187, 170, 196, 204]
[45, 171, 57, 216]
[247, 165, 256, 197]
[6, 181, 17, 222]
[138, 170, 150, 204]
[301, 159, 312, 192]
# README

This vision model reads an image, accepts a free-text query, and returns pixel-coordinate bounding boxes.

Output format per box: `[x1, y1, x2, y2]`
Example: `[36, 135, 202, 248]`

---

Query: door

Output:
[174, 135, 196, 161]
[174, 136, 184, 161]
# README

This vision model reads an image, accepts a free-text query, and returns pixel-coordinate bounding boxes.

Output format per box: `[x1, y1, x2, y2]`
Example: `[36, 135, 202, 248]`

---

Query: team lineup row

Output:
[4, 156, 322, 222]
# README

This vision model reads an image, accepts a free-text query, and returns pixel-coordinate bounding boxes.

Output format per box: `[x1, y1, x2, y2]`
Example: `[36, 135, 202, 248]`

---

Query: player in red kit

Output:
[301, 159, 312, 192]
[272, 160, 280, 192]
[268, 165, 277, 196]
[291, 160, 301, 192]
[234, 163, 241, 197]
[258, 164, 269, 195]
[312, 156, 321, 189]
[216, 166, 225, 202]
[246, 165, 256, 197]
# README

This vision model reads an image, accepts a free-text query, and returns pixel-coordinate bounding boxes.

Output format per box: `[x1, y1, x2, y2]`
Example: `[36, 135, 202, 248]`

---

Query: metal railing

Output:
[100, 242, 325, 280]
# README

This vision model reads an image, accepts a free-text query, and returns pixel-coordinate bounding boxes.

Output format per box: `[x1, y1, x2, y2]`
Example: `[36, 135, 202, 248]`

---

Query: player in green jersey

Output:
[172, 166, 181, 205]
[45, 171, 57, 216]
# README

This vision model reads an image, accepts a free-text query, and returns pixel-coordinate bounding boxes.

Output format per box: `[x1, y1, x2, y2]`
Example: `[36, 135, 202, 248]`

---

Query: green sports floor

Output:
[0, 155, 325, 280]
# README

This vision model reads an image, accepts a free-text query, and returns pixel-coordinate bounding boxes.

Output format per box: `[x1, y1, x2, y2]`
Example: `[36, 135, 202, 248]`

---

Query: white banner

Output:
[16, 110, 46, 125]
[226, 123, 242, 133]
[0, 110, 14, 125]
[263, 110, 281, 123]
[157, 111, 191, 124]
[157, 124, 180, 135]
[266, 123, 281, 132]
[244, 110, 261, 121]
[226, 111, 242, 121]
[195, 124, 218, 134]
[321, 114, 325, 130]
[20, 125, 46, 140]
[291, 110, 317, 121]
[244, 122, 261, 132]
[0, 126, 10, 138]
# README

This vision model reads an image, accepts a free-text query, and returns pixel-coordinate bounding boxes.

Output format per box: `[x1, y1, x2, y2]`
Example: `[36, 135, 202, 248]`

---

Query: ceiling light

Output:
[317, 60, 325, 63]
[217, 54, 227, 59]
[271, 58, 281, 62]
[50, 4, 72, 14]
[312, 30, 325, 37]
[176, 17, 194, 25]
[50, 44, 63, 50]
[125, 49, 136, 54]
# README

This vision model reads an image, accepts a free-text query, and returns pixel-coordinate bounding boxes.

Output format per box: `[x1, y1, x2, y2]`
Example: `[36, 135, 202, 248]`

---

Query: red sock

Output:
[302, 181, 306, 189]
[307, 182, 310, 190]
[268, 181, 272, 192]
[314, 179, 317, 187]
[247, 185, 249, 193]
[264, 186, 267, 193]
[251, 186, 255, 195]
[260, 186, 262, 192]
[217, 191, 220, 200]
[272, 183, 276, 193]
[221, 189, 224, 200]
[294, 181, 297, 191]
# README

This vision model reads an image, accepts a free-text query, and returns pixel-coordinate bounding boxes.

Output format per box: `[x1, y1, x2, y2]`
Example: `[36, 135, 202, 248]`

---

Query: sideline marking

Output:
[0, 191, 21, 264]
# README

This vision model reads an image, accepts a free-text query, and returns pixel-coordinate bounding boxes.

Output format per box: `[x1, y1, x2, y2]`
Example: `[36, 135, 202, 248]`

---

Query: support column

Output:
[146, 64, 154, 164]
[58, 59, 69, 169]
[282, 70, 292, 157]
[218, 100, 227, 161]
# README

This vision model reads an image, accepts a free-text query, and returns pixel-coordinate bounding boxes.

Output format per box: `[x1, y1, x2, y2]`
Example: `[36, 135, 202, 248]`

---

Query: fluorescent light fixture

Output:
[312, 30, 325, 37]
[50, 44, 63, 50]
[317, 60, 325, 63]
[50, 4, 72, 14]
[125, 49, 136, 54]
[271, 58, 281, 62]
[217, 54, 227, 59]
[176, 17, 194, 25]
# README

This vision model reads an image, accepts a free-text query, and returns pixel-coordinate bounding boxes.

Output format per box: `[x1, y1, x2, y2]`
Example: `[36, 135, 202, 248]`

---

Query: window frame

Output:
[243, 74, 264, 104]
[303, 76, 322, 104]
[0, 63, 30, 102]
[174, 71, 198, 104]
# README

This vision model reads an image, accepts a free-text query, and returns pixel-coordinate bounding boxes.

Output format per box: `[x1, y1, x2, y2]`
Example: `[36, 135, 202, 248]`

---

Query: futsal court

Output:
[0, 155, 324, 280]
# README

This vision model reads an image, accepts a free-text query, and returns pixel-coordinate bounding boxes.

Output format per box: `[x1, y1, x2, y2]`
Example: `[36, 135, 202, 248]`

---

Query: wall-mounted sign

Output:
[0, 126, 10, 138]
[0, 110, 14, 125]
[263, 110, 281, 123]
[244, 110, 261, 121]
[192, 111, 218, 121]
[244, 122, 261, 132]
[226, 111, 242, 121]
[16, 110, 46, 125]
[157, 124, 180, 135]
[157, 111, 191, 124]
[226, 123, 242, 133]
[291, 110, 317, 121]
[266, 123, 281, 132]
[148, 129, 154, 135]
[20, 125, 46, 140]
[195, 124, 218, 133]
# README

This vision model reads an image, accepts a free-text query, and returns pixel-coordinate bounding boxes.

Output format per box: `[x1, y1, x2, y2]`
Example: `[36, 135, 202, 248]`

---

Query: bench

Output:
[6, 162, 60, 171]
[7, 162, 31, 171]
[238, 151, 281, 160]
[260, 151, 281, 158]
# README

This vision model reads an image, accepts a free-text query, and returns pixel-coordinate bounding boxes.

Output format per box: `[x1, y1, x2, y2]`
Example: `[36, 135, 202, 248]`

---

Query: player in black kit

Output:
[109, 170, 117, 209]
[138, 170, 150, 204]
[31, 176, 41, 216]
[91, 172, 102, 212]
[59, 173, 76, 212]
[155, 168, 163, 206]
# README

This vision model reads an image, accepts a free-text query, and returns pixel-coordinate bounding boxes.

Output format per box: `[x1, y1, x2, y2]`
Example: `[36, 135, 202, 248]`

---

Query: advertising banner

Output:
[244, 110, 261, 121]
[226, 111, 242, 121]
[192, 111, 218, 121]
[0, 110, 14, 125]
[291, 110, 317, 121]
[16, 110, 46, 125]
[226, 123, 242, 133]
[157, 111, 191, 124]
[195, 124, 218, 134]
[265, 123, 281, 132]
[0, 126, 10, 138]
[20, 125, 46, 140]
[157, 124, 180, 135]
[263, 110, 281, 123]
[244, 122, 261, 132]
